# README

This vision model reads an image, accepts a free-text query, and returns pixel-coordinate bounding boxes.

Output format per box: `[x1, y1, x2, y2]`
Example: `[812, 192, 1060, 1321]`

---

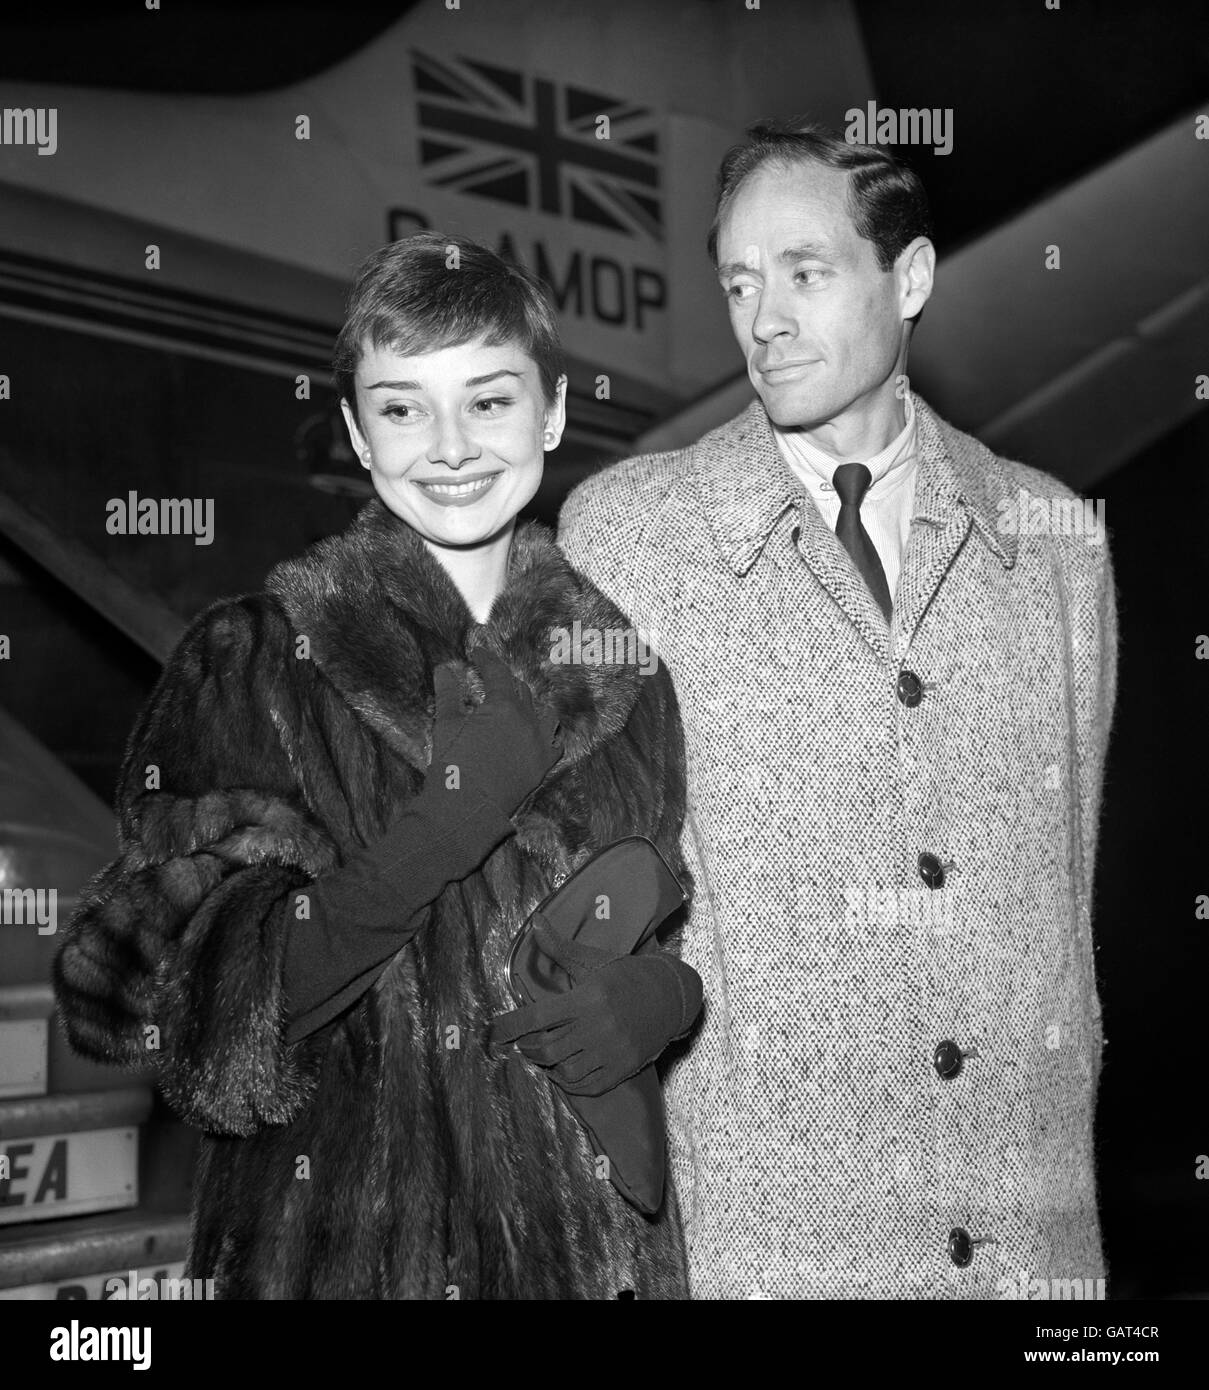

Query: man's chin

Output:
[755, 381, 831, 432]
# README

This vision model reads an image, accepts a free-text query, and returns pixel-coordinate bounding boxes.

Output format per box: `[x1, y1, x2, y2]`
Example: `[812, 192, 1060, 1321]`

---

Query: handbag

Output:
[504, 836, 688, 1214]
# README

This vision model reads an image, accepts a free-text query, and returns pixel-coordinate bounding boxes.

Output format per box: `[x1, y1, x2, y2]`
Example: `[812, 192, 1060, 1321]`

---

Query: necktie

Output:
[832, 463, 893, 621]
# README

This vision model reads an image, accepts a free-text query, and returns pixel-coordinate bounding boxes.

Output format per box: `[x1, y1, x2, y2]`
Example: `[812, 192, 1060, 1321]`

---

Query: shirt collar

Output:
[691, 391, 1019, 577]
[771, 393, 917, 490]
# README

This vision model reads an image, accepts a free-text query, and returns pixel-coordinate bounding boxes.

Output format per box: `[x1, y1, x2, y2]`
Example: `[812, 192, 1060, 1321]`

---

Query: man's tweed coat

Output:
[54, 503, 691, 1299]
[558, 392, 1118, 1300]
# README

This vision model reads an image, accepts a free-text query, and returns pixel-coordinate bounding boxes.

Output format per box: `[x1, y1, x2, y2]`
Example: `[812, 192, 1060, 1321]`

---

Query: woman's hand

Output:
[424, 649, 563, 819]
[490, 915, 704, 1097]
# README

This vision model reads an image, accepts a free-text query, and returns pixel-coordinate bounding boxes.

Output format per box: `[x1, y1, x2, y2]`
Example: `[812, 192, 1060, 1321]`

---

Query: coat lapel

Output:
[889, 399, 971, 670]
[791, 485, 891, 663]
[693, 397, 888, 663]
[891, 397, 1019, 669]
[264, 498, 645, 775]
[692, 394, 1019, 670]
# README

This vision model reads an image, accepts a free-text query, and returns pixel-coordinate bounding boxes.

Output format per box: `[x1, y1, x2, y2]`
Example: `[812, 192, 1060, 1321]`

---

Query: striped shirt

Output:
[771, 393, 918, 603]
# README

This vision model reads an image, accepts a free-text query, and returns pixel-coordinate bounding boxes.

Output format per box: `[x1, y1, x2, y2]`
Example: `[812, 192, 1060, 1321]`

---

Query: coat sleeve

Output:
[558, 483, 693, 941]
[650, 666, 693, 914]
[53, 595, 342, 1136]
[1063, 528, 1120, 924]
[558, 472, 638, 624]
[622, 661, 694, 956]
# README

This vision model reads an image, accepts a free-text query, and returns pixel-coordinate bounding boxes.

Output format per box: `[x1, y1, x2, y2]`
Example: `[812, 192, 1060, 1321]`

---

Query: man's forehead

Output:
[718, 162, 856, 260]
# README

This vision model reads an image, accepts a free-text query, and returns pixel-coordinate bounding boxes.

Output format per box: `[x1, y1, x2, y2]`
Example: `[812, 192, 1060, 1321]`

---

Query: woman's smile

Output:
[411, 470, 503, 506]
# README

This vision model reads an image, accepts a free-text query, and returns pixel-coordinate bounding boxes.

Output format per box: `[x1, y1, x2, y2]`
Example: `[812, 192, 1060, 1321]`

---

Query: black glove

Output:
[418, 648, 562, 821]
[283, 651, 561, 1043]
[490, 915, 703, 1097]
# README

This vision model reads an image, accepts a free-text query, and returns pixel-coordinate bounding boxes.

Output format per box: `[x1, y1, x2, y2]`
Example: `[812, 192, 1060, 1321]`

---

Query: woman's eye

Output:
[473, 397, 513, 413]
[382, 404, 415, 420]
[796, 267, 826, 285]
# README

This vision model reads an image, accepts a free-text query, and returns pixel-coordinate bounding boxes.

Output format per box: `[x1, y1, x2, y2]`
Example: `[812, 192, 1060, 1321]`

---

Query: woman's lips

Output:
[412, 472, 502, 507]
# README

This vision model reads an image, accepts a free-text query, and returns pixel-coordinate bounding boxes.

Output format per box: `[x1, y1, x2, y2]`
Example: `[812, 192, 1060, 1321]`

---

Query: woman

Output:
[53, 233, 701, 1299]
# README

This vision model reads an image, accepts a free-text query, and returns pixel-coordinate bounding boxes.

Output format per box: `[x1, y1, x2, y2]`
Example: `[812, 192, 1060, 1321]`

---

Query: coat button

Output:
[918, 852, 945, 889]
[948, 1227, 973, 1267]
[897, 670, 924, 707]
[933, 1040, 963, 1079]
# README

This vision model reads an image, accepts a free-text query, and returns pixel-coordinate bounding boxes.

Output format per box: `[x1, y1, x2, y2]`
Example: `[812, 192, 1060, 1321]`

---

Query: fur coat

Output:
[53, 498, 692, 1300]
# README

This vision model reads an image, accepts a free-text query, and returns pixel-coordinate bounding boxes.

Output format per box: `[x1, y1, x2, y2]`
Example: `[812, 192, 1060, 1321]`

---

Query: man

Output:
[558, 119, 1118, 1299]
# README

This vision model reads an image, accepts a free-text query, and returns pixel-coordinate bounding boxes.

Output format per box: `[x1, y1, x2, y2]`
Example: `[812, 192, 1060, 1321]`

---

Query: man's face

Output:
[341, 335, 566, 549]
[716, 161, 918, 430]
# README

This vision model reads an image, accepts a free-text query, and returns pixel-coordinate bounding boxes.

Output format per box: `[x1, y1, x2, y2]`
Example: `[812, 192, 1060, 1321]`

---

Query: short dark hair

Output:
[334, 232, 565, 424]
[706, 118, 933, 272]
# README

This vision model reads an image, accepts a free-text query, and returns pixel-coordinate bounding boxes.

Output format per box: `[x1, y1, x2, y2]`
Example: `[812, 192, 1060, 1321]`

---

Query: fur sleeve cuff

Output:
[154, 861, 327, 1135]
[55, 790, 341, 1135]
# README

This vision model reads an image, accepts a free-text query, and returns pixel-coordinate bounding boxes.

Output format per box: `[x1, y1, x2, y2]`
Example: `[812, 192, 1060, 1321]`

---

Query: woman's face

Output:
[341, 334, 566, 548]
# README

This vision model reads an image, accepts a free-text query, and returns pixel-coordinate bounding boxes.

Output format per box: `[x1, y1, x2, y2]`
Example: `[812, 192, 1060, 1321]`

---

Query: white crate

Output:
[0, 985, 53, 1099]
[0, 1261, 191, 1300]
[0, 1126, 138, 1225]
[0, 1019, 48, 1098]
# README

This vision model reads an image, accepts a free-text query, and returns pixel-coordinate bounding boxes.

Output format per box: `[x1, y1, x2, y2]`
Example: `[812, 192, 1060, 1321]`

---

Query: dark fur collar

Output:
[265, 497, 645, 773]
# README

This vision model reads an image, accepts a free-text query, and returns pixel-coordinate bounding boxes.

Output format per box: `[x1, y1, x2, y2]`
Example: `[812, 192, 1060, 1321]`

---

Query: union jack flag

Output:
[412, 51, 662, 241]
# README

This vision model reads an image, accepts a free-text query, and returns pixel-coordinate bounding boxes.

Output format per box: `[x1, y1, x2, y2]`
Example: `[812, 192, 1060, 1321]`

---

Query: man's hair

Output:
[706, 118, 933, 272]
[334, 232, 564, 423]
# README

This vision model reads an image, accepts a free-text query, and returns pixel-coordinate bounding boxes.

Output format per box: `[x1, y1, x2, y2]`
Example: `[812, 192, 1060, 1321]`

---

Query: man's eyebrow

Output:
[716, 242, 836, 278]
[364, 368, 525, 391]
[778, 242, 835, 263]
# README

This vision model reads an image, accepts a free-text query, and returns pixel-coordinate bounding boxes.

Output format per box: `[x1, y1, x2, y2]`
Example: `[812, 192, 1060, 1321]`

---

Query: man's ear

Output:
[897, 237, 935, 322]
[340, 397, 371, 468]
[543, 374, 569, 450]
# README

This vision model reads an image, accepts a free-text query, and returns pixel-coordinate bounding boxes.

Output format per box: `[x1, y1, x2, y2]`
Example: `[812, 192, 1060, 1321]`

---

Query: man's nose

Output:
[751, 289, 799, 345]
